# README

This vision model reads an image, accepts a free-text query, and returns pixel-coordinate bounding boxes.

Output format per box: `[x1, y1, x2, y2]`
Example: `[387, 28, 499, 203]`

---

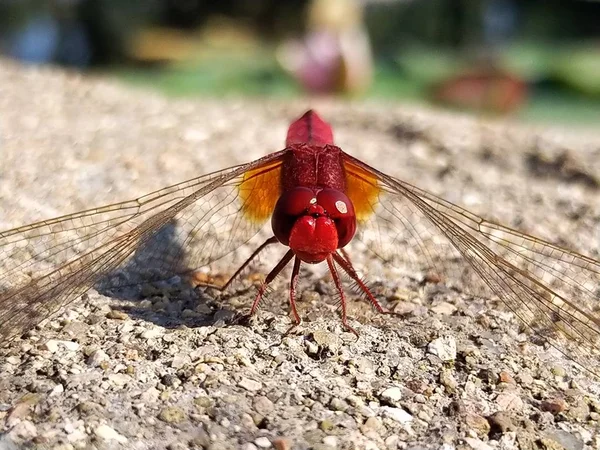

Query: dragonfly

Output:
[1, 110, 599, 376]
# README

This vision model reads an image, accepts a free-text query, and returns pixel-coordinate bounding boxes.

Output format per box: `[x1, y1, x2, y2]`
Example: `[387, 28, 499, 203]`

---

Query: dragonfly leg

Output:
[339, 248, 353, 266]
[289, 257, 302, 325]
[248, 249, 295, 316]
[284, 257, 303, 335]
[219, 236, 279, 291]
[332, 251, 387, 314]
[326, 254, 359, 336]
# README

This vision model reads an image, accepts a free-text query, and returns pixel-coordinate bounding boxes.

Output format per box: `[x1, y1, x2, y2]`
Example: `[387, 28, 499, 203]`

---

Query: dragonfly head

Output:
[271, 187, 356, 263]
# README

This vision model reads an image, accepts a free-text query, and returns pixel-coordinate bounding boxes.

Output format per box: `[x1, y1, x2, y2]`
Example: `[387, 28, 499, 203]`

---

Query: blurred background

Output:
[1, 0, 599, 125]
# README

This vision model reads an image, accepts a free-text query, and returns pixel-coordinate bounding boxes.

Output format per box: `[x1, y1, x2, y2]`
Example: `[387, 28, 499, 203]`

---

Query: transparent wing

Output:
[343, 153, 600, 377]
[0, 150, 286, 342]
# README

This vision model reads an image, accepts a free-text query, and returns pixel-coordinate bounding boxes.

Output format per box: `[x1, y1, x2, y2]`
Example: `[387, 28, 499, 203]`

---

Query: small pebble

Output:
[194, 396, 213, 408]
[94, 424, 127, 443]
[440, 370, 458, 393]
[106, 309, 128, 320]
[381, 406, 413, 424]
[377, 388, 401, 409]
[346, 395, 363, 407]
[430, 302, 457, 315]
[42, 340, 59, 353]
[239, 377, 262, 392]
[464, 437, 493, 450]
[158, 407, 186, 424]
[465, 413, 490, 437]
[550, 366, 567, 377]
[253, 396, 274, 415]
[329, 397, 347, 411]
[254, 436, 272, 448]
[322, 436, 338, 447]
[140, 328, 163, 340]
[320, 419, 335, 432]
[517, 372, 534, 386]
[86, 349, 109, 367]
[356, 404, 376, 417]
[311, 330, 341, 354]
[108, 373, 130, 387]
[50, 384, 64, 396]
[427, 336, 457, 361]
[487, 411, 515, 433]
[77, 401, 104, 417]
[140, 387, 160, 404]
[498, 371, 515, 384]
[362, 416, 382, 432]
[6, 356, 20, 365]
[272, 437, 293, 450]
[385, 435, 400, 448]
[495, 393, 524, 412]
[541, 398, 567, 415]
[171, 353, 191, 369]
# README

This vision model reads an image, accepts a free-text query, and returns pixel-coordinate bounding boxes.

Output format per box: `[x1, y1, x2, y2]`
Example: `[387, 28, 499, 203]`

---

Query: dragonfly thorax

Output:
[271, 187, 356, 263]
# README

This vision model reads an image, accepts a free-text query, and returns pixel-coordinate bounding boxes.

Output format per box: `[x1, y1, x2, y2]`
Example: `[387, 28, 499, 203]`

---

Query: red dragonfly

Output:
[1, 110, 599, 376]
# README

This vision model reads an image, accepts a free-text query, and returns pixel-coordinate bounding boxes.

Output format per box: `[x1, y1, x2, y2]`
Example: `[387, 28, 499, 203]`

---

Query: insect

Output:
[1, 110, 599, 376]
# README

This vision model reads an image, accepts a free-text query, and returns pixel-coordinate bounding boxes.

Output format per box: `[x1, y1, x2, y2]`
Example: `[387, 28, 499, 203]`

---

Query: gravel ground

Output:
[1, 60, 600, 450]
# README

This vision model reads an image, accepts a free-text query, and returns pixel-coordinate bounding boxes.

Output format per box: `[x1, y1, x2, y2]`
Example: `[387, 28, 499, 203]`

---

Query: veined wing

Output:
[343, 152, 600, 377]
[0, 150, 286, 342]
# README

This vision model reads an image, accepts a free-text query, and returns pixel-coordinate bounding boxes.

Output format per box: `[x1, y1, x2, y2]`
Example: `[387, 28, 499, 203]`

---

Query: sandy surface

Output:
[1, 60, 600, 449]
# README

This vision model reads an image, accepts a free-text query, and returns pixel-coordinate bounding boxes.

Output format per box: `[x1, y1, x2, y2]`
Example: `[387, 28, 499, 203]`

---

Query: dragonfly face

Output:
[271, 186, 357, 263]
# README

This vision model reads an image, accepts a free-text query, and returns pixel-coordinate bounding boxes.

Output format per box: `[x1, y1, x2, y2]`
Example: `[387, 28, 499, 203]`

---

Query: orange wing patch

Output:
[344, 160, 381, 222]
[238, 160, 283, 222]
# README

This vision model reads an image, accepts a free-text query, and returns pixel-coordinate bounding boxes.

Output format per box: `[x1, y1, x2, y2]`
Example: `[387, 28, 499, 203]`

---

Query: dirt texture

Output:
[0, 60, 599, 450]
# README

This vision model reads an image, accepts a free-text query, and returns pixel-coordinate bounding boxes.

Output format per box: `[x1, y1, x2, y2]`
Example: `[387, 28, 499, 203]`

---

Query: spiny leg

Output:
[284, 257, 303, 334]
[248, 249, 295, 316]
[339, 248, 353, 266]
[332, 251, 388, 314]
[289, 257, 302, 325]
[326, 254, 358, 336]
[220, 236, 279, 291]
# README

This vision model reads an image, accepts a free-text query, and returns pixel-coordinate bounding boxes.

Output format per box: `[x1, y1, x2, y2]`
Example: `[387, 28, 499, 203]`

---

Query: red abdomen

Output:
[285, 110, 334, 147]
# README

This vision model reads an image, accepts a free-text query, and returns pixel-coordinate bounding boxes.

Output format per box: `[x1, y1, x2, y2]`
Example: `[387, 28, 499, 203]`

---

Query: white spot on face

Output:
[335, 200, 347, 214]
[310, 197, 317, 204]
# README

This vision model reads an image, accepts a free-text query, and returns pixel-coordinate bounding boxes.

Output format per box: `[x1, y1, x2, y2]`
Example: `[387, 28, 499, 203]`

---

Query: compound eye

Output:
[271, 187, 316, 245]
[316, 189, 355, 219]
[316, 189, 357, 248]
[276, 187, 316, 216]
